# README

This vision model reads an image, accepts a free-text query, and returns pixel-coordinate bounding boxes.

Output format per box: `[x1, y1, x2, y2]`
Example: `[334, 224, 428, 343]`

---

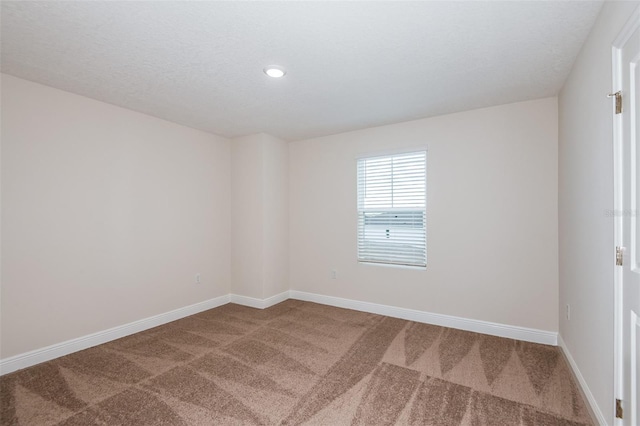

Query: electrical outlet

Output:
[566, 304, 570, 321]
[195, 273, 201, 284]
[331, 270, 337, 280]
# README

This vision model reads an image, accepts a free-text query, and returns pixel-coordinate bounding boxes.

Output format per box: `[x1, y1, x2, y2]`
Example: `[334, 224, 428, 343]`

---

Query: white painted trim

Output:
[558, 335, 608, 426]
[612, 8, 640, 424]
[229, 291, 290, 309]
[289, 290, 557, 346]
[632, 312, 639, 426]
[613, 33, 625, 423]
[0, 289, 557, 377]
[0, 295, 230, 376]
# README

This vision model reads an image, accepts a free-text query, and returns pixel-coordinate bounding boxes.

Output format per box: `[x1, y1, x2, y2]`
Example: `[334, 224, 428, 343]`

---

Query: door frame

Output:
[613, 6, 640, 425]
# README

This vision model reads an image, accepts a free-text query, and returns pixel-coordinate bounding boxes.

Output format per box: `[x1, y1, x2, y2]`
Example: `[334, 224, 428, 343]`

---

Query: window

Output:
[357, 151, 426, 267]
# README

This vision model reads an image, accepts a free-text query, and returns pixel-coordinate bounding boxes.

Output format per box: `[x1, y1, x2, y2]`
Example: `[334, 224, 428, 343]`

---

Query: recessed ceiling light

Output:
[264, 65, 286, 78]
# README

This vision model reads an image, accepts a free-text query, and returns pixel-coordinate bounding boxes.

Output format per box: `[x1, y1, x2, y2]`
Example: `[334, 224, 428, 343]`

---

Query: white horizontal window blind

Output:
[357, 151, 426, 267]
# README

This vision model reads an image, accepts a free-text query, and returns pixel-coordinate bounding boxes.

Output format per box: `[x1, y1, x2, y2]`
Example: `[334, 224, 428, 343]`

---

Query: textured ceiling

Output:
[1, 1, 603, 141]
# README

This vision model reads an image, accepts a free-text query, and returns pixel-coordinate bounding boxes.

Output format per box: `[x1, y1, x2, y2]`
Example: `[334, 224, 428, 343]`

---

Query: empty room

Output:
[1, 1, 638, 425]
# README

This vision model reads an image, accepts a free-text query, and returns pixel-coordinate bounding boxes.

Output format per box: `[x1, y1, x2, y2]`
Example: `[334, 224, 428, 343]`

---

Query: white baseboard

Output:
[0, 294, 230, 376]
[557, 335, 607, 425]
[1, 289, 558, 376]
[230, 291, 290, 309]
[289, 290, 558, 346]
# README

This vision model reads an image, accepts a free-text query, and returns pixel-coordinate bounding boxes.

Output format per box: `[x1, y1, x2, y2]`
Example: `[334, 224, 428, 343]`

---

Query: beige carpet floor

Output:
[1, 300, 592, 425]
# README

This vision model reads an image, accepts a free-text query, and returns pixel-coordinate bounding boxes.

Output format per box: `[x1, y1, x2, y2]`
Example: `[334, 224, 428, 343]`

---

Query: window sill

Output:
[358, 261, 426, 271]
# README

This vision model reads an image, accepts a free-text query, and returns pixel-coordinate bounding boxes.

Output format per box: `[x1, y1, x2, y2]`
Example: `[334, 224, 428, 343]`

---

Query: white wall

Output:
[558, 2, 639, 422]
[231, 133, 288, 300]
[290, 98, 559, 332]
[231, 134, 264, 299]
[262, 135, 289, 299]
[1, 74, 232, 359]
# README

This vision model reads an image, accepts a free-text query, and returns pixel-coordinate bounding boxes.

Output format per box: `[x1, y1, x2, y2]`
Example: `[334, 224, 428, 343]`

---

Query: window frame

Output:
[356, 148, 428, 269]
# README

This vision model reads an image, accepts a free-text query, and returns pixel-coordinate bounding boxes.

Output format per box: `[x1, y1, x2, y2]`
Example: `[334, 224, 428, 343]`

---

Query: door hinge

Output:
[616, 246, 624, 266]
[616, 398, 623, 419]
[608, 91, 622, 114]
